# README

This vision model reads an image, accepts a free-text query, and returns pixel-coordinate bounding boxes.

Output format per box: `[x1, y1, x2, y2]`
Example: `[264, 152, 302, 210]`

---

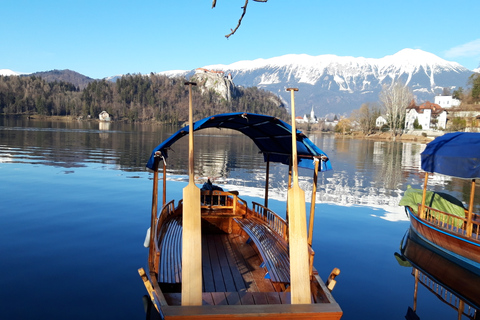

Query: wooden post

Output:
[458, 300, 465, 320]
[264, 153, 270, 208]
[286, 87, 311, 304]
[467, 179, 476, 237]
[149, 153, 161, 273]
[413, 268, 419, 312]
[307, 158, 319, 246]
[420, 172, 429, 219]
[181, 82, 202, 306]
[162, 157, 167, 207]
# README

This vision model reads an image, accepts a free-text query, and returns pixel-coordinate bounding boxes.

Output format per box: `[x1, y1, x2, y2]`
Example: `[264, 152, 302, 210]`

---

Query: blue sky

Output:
[2, 0, 479, 79]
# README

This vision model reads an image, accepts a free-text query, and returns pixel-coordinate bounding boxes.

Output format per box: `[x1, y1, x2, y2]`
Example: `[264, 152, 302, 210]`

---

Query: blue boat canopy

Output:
[146, 112, 332, 171]
[421, 132, 480, 179]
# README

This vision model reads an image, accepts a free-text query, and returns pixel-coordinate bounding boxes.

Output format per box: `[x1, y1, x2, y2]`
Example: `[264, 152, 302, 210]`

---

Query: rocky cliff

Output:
[191, 68, 236, 101]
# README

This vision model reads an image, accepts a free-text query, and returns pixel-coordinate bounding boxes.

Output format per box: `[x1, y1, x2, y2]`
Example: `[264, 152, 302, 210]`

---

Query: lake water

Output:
[1, 116, 479, 320]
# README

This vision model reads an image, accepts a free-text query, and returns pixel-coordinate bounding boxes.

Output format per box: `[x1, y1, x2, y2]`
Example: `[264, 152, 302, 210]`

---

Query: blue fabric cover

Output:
[146, 112, 331, 171]
[421, 132, 480, 179]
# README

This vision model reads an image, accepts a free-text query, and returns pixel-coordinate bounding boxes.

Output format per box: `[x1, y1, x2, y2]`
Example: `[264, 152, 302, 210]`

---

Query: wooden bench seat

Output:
[200, 190, 247, 216]
[234, 217, 290, 283]
[158, 215, 183, 283]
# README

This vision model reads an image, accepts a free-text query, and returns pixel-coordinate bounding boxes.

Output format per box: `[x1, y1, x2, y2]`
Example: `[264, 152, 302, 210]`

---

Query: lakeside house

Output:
[375, 115, 387, 128]
[434, 95, 461, 109]
[99, 111, 111, 122]
[405, 100, 447, 130]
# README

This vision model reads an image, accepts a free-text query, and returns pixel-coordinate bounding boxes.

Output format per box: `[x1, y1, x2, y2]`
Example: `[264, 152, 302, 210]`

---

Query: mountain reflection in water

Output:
[2, 116, 480, 320]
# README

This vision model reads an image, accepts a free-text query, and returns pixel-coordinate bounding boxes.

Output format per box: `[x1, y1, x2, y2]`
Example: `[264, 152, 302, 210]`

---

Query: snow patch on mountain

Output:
[157, 70, 190, 78]
[0, 69, 22, 76]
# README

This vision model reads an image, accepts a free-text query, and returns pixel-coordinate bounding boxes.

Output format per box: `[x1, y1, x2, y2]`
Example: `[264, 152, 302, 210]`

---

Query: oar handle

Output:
[286, 88, 299, 185]
[185, 82, 197, 182]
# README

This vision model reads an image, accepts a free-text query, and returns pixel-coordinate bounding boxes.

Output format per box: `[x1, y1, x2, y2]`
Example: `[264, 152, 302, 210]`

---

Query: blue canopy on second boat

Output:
[146, 112, 332, 171]
[421, 132, 480, 179]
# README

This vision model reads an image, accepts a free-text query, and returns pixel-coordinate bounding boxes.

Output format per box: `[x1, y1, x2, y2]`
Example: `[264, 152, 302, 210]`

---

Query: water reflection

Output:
[2, 116, 479, 217]
[396, 229, 480, 319]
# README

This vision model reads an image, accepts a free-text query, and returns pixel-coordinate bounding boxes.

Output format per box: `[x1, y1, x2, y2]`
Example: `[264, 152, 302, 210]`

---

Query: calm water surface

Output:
[1, 116, 478, 320]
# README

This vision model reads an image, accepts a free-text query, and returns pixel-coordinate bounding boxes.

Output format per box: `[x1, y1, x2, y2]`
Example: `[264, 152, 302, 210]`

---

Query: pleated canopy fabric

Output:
[421, 132, 480, 179]
[146, 112, 332, 171]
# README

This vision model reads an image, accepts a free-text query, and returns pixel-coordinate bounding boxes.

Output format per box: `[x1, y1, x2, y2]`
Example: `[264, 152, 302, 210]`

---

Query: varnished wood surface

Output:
[150, 213, 342, 318]
[403, 234, 480, 309]
[158, 223, 277, 294]
[286, 87, 311, 304]
[408, 207, 480, 264]
[160, 302, 342, 319]
[163, 292, 291, 306]
[235, 217, 290, 283]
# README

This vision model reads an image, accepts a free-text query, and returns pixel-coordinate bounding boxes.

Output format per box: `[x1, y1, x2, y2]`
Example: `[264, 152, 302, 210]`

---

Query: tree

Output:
[379, 81, 413, 139]
[450, 117, 466, 131]
[453, 87, 464, 100]
[350, 103, 381, 134]
[334, 118, 352, 135]
[413, 118, 422, 129]
[469, 73, 480, 101]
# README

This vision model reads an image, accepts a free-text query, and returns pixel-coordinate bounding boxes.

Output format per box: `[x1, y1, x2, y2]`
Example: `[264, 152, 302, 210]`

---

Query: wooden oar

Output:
[181, 82, 202, 306]
[286, 88, 311, 304]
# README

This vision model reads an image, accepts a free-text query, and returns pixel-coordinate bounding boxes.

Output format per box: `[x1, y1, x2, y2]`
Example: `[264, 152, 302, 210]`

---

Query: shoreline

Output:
[3, 114, 438, 143]
[334, 131, 434, 143]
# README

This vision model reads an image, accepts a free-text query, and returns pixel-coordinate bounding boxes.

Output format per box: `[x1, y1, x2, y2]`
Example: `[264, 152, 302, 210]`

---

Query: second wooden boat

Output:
[400, 132, 480, 267]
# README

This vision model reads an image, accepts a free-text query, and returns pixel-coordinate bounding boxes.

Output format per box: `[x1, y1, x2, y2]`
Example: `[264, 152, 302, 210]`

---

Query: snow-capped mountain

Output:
[0, 69, 22, 76]
[198, 49, 473, 117]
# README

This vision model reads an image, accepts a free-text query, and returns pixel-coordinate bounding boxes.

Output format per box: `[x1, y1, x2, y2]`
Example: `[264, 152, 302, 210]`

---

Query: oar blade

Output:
[287, 185, 311, 304]
[181, 182, 202, 306]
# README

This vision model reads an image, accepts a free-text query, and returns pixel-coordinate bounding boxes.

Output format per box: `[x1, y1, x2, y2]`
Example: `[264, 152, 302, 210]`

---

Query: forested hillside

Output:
[0, 74, 288, 123]
[28, 69, 94, 89]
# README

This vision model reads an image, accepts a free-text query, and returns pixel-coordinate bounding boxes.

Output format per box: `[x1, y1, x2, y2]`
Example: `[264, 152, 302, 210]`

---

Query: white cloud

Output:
[445, 39, 480, 58]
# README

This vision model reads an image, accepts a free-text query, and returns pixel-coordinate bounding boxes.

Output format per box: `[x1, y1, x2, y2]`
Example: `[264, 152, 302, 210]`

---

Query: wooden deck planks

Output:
[201, 234, 216, 292]
[159, 227, 278, 300]
[164, 292, 290, 306]
[206, 235, 227, 292]
[221, 235, 248, 292]
[214, 235, 237, 292]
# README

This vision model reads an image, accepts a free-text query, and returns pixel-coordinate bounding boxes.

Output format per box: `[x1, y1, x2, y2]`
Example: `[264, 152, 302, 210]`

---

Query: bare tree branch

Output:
[213, 0, 268, 38]
[225, 0, 249, 39]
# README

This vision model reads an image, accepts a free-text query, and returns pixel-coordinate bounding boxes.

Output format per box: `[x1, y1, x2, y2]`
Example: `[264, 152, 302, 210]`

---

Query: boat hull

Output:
[402, 230, 480, 311]
[406, 207, 480, 267]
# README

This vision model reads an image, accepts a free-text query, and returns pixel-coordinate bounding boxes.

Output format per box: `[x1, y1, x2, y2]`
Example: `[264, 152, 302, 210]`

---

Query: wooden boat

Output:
[400, 132, 480, 267]
[398, 229, 480, 319]
[138, 84, 343, 319]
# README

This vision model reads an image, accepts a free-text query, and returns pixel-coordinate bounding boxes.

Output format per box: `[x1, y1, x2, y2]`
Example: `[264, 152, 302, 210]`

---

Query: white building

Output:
[99, 111, 111, 122]
[434, 95, 461, 109]
[295, 106, 318, 124]
[405, 101, 447, 130]
[375, 115, 387, 128]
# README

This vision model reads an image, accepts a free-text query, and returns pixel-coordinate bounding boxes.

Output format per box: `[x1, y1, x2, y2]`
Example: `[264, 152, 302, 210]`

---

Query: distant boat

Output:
[398, 229, 480, 320]
[400, 132, 480, 267]
[138, 83, 342, 319]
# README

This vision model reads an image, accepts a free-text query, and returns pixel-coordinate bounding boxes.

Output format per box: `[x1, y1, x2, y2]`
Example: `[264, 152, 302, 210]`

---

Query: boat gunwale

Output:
[406, 206, 480, 266]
